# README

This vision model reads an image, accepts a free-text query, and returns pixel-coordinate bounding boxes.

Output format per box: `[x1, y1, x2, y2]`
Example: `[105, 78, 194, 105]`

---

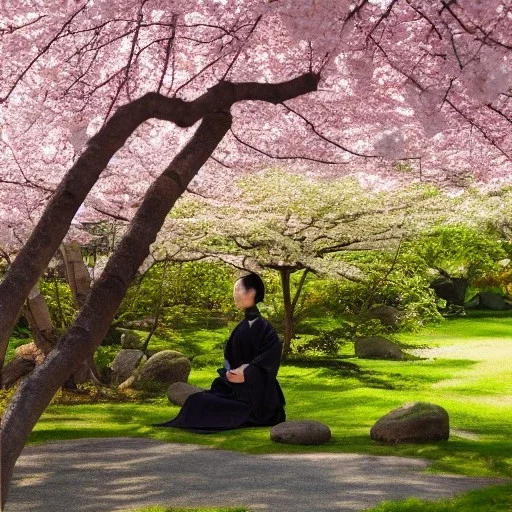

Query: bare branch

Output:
[281, 102, 378, 158]
[157, 14, 178, 94]
[405, 0, 443, 40]
[230, 128, 346, 165]
[0, 15, 47, 36]
[0, 4, 88, 103]
[221, 15, 262, 81]
[88, 205, 130, 222]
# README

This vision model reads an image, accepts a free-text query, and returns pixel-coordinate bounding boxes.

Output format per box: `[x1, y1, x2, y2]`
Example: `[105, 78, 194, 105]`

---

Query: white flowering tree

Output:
[153, 170, 455, 353]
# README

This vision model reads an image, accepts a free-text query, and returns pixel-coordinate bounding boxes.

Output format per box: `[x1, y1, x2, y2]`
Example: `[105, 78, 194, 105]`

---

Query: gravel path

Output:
[5, 437, 506, 512]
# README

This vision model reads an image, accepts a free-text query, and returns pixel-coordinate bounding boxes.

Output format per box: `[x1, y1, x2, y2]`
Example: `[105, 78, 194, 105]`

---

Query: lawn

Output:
[3, 311, 512, 511]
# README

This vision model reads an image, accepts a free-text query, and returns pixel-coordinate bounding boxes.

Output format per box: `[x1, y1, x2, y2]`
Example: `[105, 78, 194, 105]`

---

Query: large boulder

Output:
[109, 349, 145, 384]
[370, 402, 449, 444]
[167, 382, 205, 405]
[355, 337, 404, 360]
[430, 275, 468, 306]
[132, 350, 191, 391]
[270, 420, 331, 445]
[466, 291, 511, 311]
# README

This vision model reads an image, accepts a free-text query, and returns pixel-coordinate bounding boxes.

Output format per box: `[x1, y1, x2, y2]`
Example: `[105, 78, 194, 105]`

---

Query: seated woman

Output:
[154, 273, 286, 433]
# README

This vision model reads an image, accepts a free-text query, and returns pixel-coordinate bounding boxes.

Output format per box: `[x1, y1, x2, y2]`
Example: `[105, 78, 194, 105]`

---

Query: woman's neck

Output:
[244, 305, 260, 320]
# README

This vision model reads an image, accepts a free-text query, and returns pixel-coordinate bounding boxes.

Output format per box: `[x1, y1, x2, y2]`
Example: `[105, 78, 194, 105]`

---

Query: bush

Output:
[39, 278, 76, 328]
[116, 261, 236, 327]
[296, 328, 347, 356]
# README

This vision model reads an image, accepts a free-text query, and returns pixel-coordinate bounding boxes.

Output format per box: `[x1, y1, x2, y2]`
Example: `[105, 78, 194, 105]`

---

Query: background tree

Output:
[154, 170, 453, 353]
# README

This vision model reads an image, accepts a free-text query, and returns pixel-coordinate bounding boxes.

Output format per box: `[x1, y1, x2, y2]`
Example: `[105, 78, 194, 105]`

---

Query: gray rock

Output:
[430, 275, 468, 307]
[120, 330, 143, 349]
[110, 349, 145, 384]
[466, 291, 512, 311]
[366, 305, 402, 328]
[271, 420, 331, 445]
[355, 336, 404, 360]
[167, 382, 205, 405]
[370, 402, 449, 444]
[133, 350, 191, 391]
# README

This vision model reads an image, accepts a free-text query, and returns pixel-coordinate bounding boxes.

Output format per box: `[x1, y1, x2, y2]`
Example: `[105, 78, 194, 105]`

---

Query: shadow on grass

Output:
[282, 357, 478, 391]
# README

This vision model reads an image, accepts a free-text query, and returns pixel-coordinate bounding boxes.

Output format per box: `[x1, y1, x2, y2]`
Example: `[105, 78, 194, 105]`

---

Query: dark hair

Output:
[239, 273, 265, 303]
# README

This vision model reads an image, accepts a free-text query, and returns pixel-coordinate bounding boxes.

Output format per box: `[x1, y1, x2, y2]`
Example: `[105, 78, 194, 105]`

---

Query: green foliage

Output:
[39, 278, 76, 328]
[116, 261, 236, 328]
[191, 351, 223, 368]
[406, 224, 509, 282]
[94, 346, 116, 375]
[295, 327, 348, 356]
[324, 250, 442, 332]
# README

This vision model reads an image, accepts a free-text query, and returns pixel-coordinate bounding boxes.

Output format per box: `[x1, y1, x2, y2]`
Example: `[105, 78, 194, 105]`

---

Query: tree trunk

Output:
[279, 268, 310, 357]
[23, 281, 55, 355]
[0, 73, 319, 372]
[0, 95, 159, 373]
[141, 261, 168, 353]
[280, 268, 294, 357]
[1, 358, 35, 390]
[60, 243, 97, 385]
[1, 282, 56, 390]
[60, 242, 92, 309]
[0, 111, 232, 508]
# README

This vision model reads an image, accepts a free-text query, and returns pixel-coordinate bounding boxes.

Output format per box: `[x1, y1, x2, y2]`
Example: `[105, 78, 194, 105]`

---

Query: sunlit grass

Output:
[5, 312, 512, 510]
[363, 483, 512, 512]
[28, 314, 512, 480]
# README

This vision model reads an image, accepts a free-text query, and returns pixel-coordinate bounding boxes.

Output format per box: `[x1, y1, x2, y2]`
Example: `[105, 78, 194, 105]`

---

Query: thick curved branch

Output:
[0, 72, 320, 372]
[1, 111, 233, 506]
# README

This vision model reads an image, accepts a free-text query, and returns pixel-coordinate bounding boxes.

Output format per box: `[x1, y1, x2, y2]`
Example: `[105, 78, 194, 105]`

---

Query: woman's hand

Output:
[226, 364, 249, 383]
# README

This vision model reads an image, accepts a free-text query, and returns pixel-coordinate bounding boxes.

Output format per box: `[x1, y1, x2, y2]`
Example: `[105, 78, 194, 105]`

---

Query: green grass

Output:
[4, 312, 512, 510]
[363, 483, 512, 512]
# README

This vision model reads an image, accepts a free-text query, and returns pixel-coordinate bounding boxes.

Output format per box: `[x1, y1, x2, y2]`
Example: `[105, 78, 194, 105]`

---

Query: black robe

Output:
[154, 310, 285, 432]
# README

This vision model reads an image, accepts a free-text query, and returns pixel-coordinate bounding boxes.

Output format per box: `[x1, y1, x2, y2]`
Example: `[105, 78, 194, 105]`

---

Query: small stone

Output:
[120, 330, 144, 349]
[370, 402, 449, 444]
[271, 420, 331, 445]
[167, 382, 205, 405]
[366, 305, 402, 328]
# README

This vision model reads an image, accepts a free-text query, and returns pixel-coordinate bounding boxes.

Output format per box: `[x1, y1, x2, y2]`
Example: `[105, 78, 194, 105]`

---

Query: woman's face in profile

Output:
[233, 279, 256, 309]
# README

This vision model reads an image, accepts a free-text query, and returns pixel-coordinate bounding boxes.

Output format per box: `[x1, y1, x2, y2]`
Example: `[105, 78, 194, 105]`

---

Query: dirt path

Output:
[5, 437, 506, 512]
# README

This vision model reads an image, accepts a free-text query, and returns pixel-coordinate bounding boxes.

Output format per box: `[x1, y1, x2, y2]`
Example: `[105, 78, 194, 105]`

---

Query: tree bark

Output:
[60, 243, 92, 310]
[60, 242, 98, 385]
[0, 72, 319, 372]
[280, 268, 294, 357]
[1, 282, 55, 390]
[23, 281, 55, 355]
[279, 268, 310, 357]
[0, 111, 232, 508]
[1, 358, 35, 390]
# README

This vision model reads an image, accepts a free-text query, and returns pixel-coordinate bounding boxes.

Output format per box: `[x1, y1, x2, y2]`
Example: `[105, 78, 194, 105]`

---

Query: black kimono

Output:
[155, 307, 285, 432]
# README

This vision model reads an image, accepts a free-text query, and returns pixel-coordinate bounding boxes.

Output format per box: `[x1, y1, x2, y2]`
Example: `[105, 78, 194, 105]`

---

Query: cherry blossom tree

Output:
[1, 0, 512, 505]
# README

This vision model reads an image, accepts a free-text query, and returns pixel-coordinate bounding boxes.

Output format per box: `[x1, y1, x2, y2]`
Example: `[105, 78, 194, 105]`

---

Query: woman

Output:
[154, 273, 286, 432]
